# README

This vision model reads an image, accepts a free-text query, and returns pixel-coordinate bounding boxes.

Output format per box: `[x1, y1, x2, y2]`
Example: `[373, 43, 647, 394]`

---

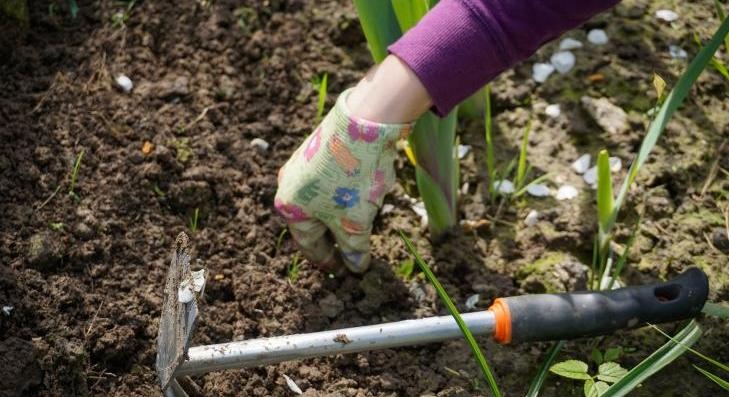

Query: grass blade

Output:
[602, 320, 702, 397]
[526, 340, 566, 397]
[694, 365, 729, 391]
[611, 17, 729, 224]
[399, 231, 502, 397]
[483, 85, 495, 198]
[596, 150, 614, 233]
[69, 149, 85, 195]
[515, 119, 532, 189]
[314, 73, 328, 122]
[648, 324, 729, 373]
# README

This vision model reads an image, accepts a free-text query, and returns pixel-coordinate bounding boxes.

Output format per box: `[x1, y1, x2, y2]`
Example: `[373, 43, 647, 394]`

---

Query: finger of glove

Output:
[329, 223, 372, 274]
[288, 219, 336, 268]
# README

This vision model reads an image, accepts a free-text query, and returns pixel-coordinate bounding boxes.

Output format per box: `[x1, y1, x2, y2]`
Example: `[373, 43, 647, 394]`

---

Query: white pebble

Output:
[583, 166, 598, 185]
[465, 294, 480, 310]
[410, 201, 429, 227]
[609, 157, 622, 172]
[115, 74, 133, 93]
[550, 51, 576, 74]
[656, 9, 679, 22]
[545, 104, 561, 118]
[559, 38, 583, 50]
[381, 203, 394, 215]
[532, 63, 555, 83]
[458, 144, 471, 159]
[556, 185, 578, 200]
[571, 154, 591, 174]
[527, 183, 551, 197]
[493, 180, 515, 194]
[669, 45, 687, 59]
[250, 138, 270, 151]
[461, 182, 469, 196]
[587, 29, 609, 45]
[282, 374, 303, 395]
[177, 285, 194, 303]
[524, 210, 539, 227]
[2, 305, 13, 316]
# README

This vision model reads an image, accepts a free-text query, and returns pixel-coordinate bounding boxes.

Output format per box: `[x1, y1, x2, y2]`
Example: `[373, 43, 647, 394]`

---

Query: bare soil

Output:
[0, 0, 727, 396]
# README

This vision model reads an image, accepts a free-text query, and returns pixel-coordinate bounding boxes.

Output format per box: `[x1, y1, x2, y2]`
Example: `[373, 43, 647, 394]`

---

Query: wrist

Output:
[346, 55, 432, 123]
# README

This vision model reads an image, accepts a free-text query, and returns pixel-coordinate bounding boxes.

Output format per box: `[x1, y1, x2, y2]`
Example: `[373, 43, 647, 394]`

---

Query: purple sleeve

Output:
[388, 0, 620, 116]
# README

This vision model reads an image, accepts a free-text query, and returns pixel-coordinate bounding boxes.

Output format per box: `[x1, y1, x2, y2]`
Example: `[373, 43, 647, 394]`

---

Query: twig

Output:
[184, 105, 214, 130]
[85, 297, 106, 339]
[700, 140, 726, 196]
[36, 185, 62, 211]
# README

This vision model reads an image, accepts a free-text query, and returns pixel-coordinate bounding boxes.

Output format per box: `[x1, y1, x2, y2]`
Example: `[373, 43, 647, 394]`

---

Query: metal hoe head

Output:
[155, 232, 207, 394]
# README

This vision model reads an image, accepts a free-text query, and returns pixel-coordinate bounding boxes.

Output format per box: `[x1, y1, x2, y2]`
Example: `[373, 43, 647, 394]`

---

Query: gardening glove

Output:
[274, 88, 413, 273]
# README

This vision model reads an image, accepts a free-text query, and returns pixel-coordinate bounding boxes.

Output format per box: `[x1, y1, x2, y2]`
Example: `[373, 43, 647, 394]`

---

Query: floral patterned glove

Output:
[274, 89, 412, 273]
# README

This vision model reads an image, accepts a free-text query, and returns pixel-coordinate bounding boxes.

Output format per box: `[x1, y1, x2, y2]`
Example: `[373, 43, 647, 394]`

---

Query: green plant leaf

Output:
[399, 231, 502, 397]
[596, 149, 614, 234]
[352, 0, 401, 63]
[550, 360, 592, 380]
[592, 348, 604, 365]
[415, 166, 456, 237]
[611, 17, 729, 225]
[694, 365, 729, 391]
[526, 340, 565, 397]
[604, 347, 622, 363]
[649, 323, 729, 373]
[597, 362, 628, 383]
[314, 73, 328, 122]
[396, 258, 415, 280]
[602, 320, 702, 397]
[391, 0, 431, 32]
[702, 301, 729, 319]
[515, 119, 532, 189]
[584, 379, 610, 397]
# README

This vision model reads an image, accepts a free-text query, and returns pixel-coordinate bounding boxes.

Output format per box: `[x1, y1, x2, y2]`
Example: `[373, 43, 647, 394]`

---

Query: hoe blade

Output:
[155, 232, 207, 391]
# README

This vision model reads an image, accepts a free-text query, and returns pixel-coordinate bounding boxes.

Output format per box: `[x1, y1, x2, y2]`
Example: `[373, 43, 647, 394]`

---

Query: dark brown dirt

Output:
[0, 0, 727, 396]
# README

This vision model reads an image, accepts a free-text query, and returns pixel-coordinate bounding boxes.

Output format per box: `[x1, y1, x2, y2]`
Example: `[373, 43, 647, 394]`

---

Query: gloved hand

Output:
[274, 89, 412, 273]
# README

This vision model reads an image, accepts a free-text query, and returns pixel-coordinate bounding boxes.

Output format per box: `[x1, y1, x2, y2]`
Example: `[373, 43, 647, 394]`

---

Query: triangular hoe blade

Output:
[155, 232, 206, 391]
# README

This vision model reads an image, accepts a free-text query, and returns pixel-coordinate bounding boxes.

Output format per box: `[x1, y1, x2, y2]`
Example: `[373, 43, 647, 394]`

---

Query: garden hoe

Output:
[156, 233, 709, 396]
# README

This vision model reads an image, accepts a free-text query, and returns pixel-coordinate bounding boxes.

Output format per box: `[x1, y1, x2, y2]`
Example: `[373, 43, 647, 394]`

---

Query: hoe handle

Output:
[490, 268, 709, 343]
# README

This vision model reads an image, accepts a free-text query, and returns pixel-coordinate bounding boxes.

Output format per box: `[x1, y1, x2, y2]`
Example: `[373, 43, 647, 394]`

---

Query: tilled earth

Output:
[0, 0, 727, 396]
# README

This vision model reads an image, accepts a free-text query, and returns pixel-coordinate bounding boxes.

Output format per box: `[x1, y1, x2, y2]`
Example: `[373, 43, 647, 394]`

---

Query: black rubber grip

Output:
[503, 268, 709, 343]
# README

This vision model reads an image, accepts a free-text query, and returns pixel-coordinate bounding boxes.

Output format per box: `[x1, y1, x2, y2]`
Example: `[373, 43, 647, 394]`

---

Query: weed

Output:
[395, 258, 415, 280]
[68, 149, 85, 200]
[287, 253, 301, 284]
[275, 228, 288, 254]
[550, 359, 628, 397]
[235, 6, 258, 34]
[153, 185, 166, 198]
[111, 0, 135, 29]
[188, 208, 200, 233]
[168, 138, 193, 163]
[49, 222, 65, 231]
[312, 73, 328, 123]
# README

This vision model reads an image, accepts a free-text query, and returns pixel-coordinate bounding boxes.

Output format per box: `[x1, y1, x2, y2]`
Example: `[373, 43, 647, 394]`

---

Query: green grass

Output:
[68, 149, 85, 200]
[399, 230, 501, 397]
[188, 208, 200, 233]
[287, 253, 301, 283]
[312, 73, 328, 123]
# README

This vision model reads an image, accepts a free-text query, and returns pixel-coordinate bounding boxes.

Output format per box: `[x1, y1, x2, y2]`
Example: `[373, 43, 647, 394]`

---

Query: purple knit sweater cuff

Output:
[389, 0, 620, 117]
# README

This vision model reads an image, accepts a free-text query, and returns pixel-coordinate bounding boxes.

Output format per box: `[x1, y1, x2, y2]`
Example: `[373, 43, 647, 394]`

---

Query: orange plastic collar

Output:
[489, 298, 512, 344]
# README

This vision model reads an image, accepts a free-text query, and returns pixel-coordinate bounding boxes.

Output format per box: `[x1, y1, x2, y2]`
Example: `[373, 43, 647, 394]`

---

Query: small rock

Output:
[493, 180, 515, 195]
[571, 154, 591, 174]
[583, 166, 598, 185]
[655, 9, 678, 22]
[157, 75, 190, 98]
[609, 157, 622, 172]
[250, 138, 269, 151]
[587, 29, 609, 45]
[550, 51, 576, 74]
[559, 38, 583, 50]
[526, 184, 550, 197]
[410, 201, 428, 227]
[27, 232, 62, 270]
[2, 305, 12, 316]
[115, 75, 133, 93]
[555, 185, 578, 200]
[532, 63, 555, 83]
[524, 210, 539, 227]
[545, 104, 561, 118]
[465, 294, 480, 310]
[318, 293, 344, 318]
[580, 96, 629, 135]
[283, 374, 303, 395]
[460, 182, 469, 196]
[73, 222, 94, 240]
[668, 45, 687, 59]
[380, 203, 394, 215]
[711, 228, 729, 253]
[457, 144, 470, 159]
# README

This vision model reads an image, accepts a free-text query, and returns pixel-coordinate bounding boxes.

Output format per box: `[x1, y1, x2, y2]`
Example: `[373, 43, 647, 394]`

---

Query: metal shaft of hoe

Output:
[175, 311, 496, 376]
